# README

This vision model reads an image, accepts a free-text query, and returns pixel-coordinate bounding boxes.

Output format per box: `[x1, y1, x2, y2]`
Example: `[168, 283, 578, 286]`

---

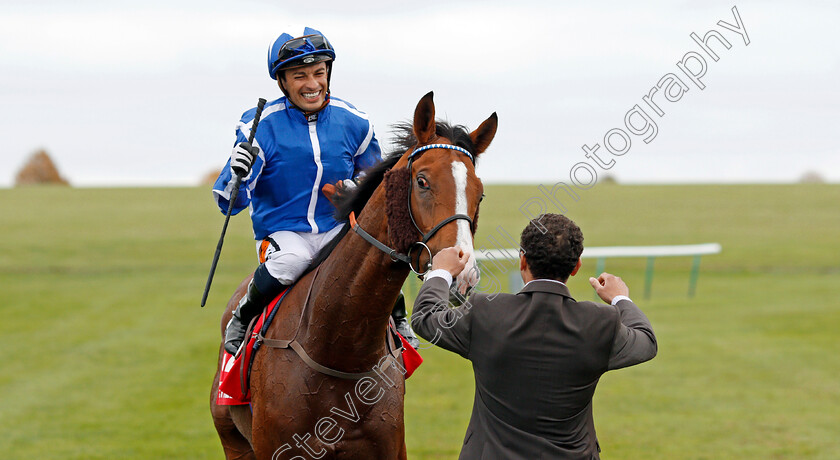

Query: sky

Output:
[1, 0, 838, 187]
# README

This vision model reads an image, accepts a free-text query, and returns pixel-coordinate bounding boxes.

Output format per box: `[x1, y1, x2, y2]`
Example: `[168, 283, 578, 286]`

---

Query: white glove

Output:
[230, 142, 259, 177]
[342, 178, 358, 191]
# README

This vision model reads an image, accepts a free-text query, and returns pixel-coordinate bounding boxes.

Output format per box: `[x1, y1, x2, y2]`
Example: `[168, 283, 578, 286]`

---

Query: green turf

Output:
[1, 184, 838, 459]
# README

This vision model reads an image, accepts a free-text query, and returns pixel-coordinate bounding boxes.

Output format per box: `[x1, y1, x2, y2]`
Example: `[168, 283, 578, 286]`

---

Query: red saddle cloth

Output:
[216, 292, 283, 406]
[216, 293, 424, 406]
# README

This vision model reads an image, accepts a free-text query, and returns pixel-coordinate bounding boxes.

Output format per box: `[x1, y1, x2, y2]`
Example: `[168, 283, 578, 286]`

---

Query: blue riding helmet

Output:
[267, 27, 335, 80]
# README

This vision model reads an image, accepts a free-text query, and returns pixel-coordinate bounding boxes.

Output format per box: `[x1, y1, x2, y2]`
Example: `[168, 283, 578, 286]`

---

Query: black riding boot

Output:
[392, 291, 419, 349]
[224, 264, 285, 355]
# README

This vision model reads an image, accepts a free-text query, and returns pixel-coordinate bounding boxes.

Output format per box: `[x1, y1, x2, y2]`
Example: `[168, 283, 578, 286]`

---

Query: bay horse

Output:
[210, 91, 497, 459]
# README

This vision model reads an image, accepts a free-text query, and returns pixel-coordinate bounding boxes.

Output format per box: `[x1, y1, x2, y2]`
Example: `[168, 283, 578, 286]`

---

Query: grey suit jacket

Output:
[412, 277, 657, 460]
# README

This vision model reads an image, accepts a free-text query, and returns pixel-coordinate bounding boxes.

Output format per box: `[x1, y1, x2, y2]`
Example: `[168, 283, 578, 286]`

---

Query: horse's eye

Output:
[416, 176, 430, 189]
[479, 193, 485, 203]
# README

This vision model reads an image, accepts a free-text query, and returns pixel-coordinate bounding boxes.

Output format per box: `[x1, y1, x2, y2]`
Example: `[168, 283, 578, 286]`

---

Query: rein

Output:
[351, 143, 476, 275]
[349, 212, 411, 265]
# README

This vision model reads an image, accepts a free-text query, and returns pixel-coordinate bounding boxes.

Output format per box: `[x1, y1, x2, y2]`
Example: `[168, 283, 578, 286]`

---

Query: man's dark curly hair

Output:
[520, 213, 584, 281]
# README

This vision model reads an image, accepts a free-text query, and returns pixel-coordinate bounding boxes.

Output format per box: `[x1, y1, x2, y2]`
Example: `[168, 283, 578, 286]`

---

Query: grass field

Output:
[1, 183, 838, 459]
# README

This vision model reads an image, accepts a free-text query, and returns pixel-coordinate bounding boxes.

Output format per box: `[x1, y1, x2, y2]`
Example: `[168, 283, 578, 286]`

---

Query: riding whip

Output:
[201, 98, 267, 307]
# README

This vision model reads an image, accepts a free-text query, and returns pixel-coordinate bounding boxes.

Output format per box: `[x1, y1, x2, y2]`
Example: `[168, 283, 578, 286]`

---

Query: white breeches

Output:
[257, 225, 345, 284]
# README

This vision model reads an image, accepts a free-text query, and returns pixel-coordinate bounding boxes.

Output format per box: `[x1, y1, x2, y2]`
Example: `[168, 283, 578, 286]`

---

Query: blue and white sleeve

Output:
[352, 122, 381, 178]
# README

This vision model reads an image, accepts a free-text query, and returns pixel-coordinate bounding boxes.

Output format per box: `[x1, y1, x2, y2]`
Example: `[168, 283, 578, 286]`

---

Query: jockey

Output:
[213, 27, 418, 355]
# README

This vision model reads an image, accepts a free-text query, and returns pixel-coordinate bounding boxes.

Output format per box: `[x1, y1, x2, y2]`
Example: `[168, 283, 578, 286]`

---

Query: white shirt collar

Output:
[523, 278, 567, 288]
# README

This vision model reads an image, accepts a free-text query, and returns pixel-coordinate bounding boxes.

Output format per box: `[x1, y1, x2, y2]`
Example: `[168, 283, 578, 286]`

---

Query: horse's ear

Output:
[470, 112, 498, 155]
[413, 91, 436, 144]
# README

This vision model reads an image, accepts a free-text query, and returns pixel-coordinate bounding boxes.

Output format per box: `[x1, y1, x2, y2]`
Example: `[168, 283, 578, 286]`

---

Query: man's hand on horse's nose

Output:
[432, 246, 468, 278]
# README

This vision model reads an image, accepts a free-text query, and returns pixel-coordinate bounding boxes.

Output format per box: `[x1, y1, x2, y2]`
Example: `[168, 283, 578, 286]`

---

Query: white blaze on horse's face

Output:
[451, 160, 479, 294]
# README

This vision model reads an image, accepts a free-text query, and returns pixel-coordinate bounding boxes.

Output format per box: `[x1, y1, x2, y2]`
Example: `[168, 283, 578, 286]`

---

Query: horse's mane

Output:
[304, 121, 476, 272]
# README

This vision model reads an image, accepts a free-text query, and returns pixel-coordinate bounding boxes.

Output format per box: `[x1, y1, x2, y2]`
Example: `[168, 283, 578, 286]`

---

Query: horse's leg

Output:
[211, 342, 256, 460]
[229, 404, 253, 443]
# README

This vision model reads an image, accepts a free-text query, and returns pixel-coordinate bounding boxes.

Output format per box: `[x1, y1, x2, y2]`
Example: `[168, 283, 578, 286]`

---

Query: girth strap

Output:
[256, 334, 401, 380]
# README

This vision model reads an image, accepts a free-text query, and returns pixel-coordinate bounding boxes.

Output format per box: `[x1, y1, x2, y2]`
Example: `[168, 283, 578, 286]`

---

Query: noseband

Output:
[350, 143, 475, 276]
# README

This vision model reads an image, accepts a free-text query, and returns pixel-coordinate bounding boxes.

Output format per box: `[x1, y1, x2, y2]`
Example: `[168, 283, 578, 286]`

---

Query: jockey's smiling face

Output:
[279, 62, 328, 112]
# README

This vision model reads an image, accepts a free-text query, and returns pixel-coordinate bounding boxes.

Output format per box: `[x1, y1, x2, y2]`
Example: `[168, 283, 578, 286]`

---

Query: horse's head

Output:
[385, 91, 497, 294]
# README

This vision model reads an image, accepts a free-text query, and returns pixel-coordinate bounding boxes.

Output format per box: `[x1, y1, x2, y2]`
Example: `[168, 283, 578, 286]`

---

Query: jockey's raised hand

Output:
[230, 142, 259, 177]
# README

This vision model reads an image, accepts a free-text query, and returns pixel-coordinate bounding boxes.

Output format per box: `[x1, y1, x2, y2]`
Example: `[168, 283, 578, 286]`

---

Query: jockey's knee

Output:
[264, 251, 312, 285]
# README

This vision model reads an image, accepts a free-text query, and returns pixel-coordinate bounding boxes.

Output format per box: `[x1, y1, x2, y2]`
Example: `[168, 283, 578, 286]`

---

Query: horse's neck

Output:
[301, 191, 410, 370]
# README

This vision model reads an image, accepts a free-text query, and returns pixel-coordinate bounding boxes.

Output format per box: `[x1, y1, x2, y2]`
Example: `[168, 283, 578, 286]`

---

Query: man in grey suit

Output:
[411, 213, 657, 459]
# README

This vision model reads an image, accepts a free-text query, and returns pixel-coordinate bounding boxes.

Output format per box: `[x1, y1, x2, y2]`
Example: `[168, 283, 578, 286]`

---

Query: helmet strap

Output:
[325, 61, 333, 86]
[277, 75, 290, 99]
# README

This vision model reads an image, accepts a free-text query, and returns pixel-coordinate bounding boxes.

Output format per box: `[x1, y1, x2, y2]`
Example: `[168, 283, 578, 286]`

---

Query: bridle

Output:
[349, 143, 476, 276]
